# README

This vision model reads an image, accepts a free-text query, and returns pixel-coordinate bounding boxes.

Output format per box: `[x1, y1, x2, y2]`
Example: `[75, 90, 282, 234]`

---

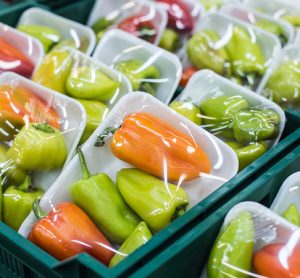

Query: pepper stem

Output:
[33, 123, 55, 133]
[33, 197, 48, 220]
[77, 147, 91, 179]
[139, 82, 156, 95]
[94, 127, 118, 147]
[172, 203, 188, 221]
[18, 176, 32, 192]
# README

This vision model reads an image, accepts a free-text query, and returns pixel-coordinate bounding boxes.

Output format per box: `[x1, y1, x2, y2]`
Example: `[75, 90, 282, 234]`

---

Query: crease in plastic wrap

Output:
[87, 0, 167, 45]
[180, 12, 281, 92]
[205, 201, 300, 278]
[0, 22, 44, 78]
[31, 46, 131, 144]
[0, 71, 86, 233]
[93, 28, 182, 104]
[169, 70, 285, 172]
[19, 92, 238, 268]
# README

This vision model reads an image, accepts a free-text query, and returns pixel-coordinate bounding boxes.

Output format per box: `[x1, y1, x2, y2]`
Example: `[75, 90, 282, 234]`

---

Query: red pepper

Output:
[117, 14, 157, 43]
[0, 38, 34, 78]
[179, 66, 198, 87]
[253, 243, 300, 277]
[157, 0, 194, 33]
[28, 201, 114, 265]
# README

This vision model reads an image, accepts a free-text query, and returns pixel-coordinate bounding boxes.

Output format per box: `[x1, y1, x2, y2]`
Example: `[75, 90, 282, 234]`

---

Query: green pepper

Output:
[17, 25, 61, 53]
[233, 109, 279, 143]
[169, 100, 202, 125]
[207, 211, 254, 278]
[200, 95, 249, 130]
[199, 0, 222, 11]
[225, 26, 266, 77]
[71, 148, 140, 244]
[0, 144, 26, 186]
[116, 168, 189, 233]
[109, 221, 152, 267]
[66, 66, 120, 101]
[77, 99, 109, 144]
[186, 29, 231, 76]
[51, 36, 89, 53]
[92, 17, 115, 35]
[114, 59, 160, 94]
[7, 123, 67, 171]
[159, 28, 181, 52]
[0, 177, 2, 220]
[3, 176, 43, 231]
[281, 15, 300, 27]
[32, 49, 73, 94]
[282, 204, 300, 226]
[226, 141, 268, 171]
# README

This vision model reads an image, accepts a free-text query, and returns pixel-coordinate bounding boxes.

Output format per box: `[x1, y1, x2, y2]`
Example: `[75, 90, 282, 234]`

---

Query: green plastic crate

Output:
[131, 140, 300, 278]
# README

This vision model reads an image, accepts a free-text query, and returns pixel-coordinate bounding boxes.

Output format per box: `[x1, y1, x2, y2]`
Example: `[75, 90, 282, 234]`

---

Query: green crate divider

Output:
[34, 0, 74, 8]
[51, 0, 95, 24]
[131, 144, 300, 278]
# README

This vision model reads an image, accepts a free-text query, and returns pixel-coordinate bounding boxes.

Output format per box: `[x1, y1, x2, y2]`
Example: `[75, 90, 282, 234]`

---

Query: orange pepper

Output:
[28, 201, 114, 265]
[253, 243, 300, 277]
[95, 112, 211, 182]
[179, 67, 198, 87]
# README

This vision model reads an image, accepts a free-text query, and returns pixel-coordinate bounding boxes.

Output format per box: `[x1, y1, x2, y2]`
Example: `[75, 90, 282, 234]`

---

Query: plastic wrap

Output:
[17, 7, 96, 55]
[19, 92, 238, 268]
[169, 70, 285, 171]
[93, 29, 182, 103]
[31, 46, 131, 143]
[261, 45, 300, 110]
[0, 71, 86, 232]
[180, 12, 281, 91]
[0, 22, 44, 78]
[221, 4, 294, 46]
[205, 201, 300, 278]
[87, 0, 167, 45]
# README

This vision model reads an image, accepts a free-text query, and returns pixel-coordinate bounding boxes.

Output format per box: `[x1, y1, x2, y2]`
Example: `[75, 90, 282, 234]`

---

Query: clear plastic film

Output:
[0, 22, 44, 78]
[31, 46, 131, 144]
[16, 7, 96, 55]
[169, 70, 285, 172]
[262, 45, 300, 110]
[87, 0, 167, 45]
[0, 71, 86, 232]
[93, 28, 182, 104]
[180, 12, 281, 91]
[19, 92, 238, 268]
[205, 201, 300, 278]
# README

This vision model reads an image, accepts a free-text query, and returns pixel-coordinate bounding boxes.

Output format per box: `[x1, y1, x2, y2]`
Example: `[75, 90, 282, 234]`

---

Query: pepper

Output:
[169, 100, 202, 125]
[0, 144, 26, 186]
[117, 15, 157, 43]
[282, 204, 300, 226]
[92, 17, 115, 35]
[253, 243, 300, 277]
[0, 177, 2, 220]
[95, 112, 211, 182]
[32, 49, 73, 94]
[179, 67, 198, 87]
[200, 0, 222, 12]
[114, 59, 160, 94]
[159, 28, 181, 52]
[232, 109, 279, 143]
[0, 38, 34, 78]
[281, 15, 300, 27]
[156, 0, 194, 33]
[28, 199, 114, 265]
[109, 222, 152, 267]
[77, 99, 109, 144]
[66, 66, 120, 101]
[187, 30, 231, 76]
[207, 211, 254, 278]
[3, 176, 43, 231]
[51, 36, 89, 53]
[17, 25, 61, 53]
[117, 168, 189, 232]
[226, 141, 268, 171]
[71, 148, 140, 244]
[225, 26, 266, 77]
[7, 123, 67, 171]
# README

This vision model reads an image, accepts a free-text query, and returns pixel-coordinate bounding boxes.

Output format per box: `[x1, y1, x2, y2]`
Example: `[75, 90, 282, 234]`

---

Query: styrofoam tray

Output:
[0, 72, 86, 191]
[0, 22, 44, 73]
[87, 0, 167, 45]
[19, 91, 238, 237]
[93, 29, 182, 104]
[180, 70, 286, 146]
[181, 12, 282, 93]
[17, 8, 96, 55]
